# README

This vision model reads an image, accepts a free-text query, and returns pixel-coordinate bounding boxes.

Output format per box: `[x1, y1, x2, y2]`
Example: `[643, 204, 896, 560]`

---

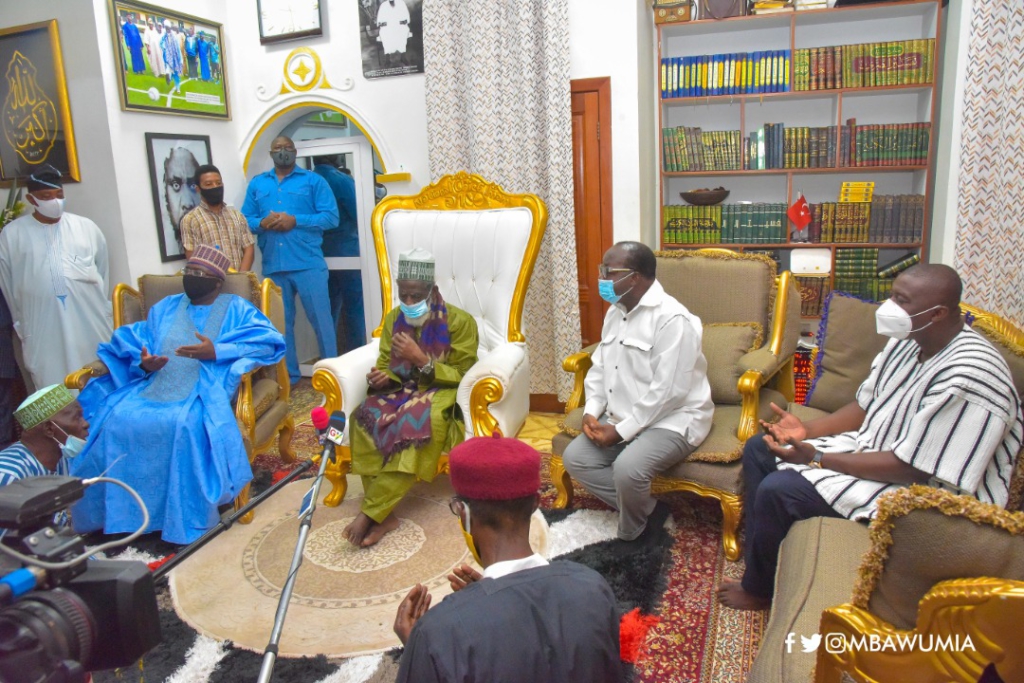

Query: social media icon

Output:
[825, 633, 847, 654]
[801, 634, 822, 653]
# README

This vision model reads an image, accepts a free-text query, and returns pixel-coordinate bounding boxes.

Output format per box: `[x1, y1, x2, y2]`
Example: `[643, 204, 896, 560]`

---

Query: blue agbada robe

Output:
[71, 293, 285, 544]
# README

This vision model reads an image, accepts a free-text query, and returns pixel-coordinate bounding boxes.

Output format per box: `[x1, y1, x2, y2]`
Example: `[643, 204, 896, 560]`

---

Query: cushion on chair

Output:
[749, 517, 871, 683]
[137, 273, 260, 318]
[380, 207, 535, 355]
[702, 323, 764, 404]
[661, 457, 742, 494]
[805, 292, 887, 413]
[655, 251, 774, 329]
[254, 400, 290, 451]
[252, 378, 280, 419]
[852, 487, 1024, 631]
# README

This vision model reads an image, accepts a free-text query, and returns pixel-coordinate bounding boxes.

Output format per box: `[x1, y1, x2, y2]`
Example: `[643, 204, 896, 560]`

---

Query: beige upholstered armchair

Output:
[65, 272, 294, 523]
[312, 172, 547, 506]
[549, 249, 802, 560]
[751, 300, 1024, 683]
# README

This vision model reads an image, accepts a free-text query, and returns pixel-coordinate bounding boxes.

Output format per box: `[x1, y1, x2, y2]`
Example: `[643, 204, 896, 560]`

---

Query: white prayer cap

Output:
[397, 248, 435, 282]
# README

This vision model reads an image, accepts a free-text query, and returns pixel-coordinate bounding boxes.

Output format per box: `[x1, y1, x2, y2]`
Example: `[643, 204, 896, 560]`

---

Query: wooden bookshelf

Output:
[656, 0, 942, 316]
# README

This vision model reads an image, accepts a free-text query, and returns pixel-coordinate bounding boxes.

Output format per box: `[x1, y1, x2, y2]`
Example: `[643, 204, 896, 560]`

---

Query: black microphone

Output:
[322, 411, 346, 464]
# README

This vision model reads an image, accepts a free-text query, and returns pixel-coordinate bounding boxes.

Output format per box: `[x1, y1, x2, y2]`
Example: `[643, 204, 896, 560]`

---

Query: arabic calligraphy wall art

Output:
[108, 1, 230, 120]
[0, 20, 80, 182]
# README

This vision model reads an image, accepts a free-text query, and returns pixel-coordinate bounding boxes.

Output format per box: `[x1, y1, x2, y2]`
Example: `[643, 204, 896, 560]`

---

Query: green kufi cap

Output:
[14, 384, 76, 431]
[397, 248, 435, 282]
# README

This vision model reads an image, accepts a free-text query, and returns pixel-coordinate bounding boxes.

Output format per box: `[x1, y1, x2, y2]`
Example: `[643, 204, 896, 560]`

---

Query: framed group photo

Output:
[0, 20, 80, 182]
[108, 0, 230, 119]
[145, 133, 211, 262]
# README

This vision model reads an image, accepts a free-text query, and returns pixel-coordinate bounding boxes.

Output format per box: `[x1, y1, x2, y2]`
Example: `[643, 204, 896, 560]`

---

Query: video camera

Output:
[0, 476, 161, 683]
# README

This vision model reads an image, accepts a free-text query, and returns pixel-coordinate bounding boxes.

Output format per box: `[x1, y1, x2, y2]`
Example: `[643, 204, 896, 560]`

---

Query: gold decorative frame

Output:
[370, 171, 548, 340]
[107, 0, 231, 120]
[0, 20, 80, 182]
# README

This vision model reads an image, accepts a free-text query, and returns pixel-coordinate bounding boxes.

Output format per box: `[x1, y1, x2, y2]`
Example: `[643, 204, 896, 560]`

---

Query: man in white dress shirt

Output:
[563, 242, 713, 551]
[0, 166, 112, 390]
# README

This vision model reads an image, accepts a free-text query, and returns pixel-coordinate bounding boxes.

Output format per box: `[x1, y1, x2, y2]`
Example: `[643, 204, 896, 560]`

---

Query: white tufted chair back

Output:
[379, 207, 533, 354]
[369, 172, 547, 355]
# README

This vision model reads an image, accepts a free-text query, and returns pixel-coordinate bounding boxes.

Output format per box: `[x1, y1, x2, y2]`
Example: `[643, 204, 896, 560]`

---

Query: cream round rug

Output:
[168, 476, 547, 658]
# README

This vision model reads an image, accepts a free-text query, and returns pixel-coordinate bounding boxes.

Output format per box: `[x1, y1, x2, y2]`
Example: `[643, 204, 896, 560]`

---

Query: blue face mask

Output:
[598, 273, 633, 305]
[52, 424, 86, 458]
[400, 298, 429, 320]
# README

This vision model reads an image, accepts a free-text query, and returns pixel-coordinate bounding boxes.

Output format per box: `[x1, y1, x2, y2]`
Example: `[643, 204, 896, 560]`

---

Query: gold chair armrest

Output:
[234, 370, 257, 446]
[312, 367, 343, 415]
[470, 378, 504, 437]
[65, 360, 110, 391]
[562, 342, 598, 413]
[113, 283, 143, 329]
[816, 579, 1024, 683]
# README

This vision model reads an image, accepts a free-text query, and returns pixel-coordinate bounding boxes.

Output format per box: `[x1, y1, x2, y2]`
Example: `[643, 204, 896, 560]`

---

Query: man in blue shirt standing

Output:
[242, 136, 340, 384]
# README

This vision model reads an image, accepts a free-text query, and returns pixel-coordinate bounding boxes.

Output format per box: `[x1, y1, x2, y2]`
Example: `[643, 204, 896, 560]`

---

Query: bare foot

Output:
[343, 512, 374, 547]
[361, 514, 401, 547]
[717, 578, 771, 611]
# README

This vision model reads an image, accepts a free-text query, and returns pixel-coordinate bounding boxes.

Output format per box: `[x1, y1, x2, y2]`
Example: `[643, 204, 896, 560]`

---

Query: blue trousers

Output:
[271, 267, 337, 383]
[740, 433, 843, 598]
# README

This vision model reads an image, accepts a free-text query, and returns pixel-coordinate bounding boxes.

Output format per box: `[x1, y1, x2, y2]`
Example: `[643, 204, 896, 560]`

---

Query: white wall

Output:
[930, 0, 972, 266]
[1, 0, 131, 287]
[569, 0, 657, 245]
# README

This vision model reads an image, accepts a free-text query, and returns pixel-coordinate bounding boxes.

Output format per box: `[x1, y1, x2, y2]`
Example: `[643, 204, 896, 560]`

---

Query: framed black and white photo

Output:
[358, 0, 423, 79]
[258, 0, 323, 44]
[145, 133, 211, 262]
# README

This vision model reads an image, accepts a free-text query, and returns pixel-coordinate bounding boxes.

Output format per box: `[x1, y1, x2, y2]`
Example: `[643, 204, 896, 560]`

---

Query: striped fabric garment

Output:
[780, 327, 1023, 520]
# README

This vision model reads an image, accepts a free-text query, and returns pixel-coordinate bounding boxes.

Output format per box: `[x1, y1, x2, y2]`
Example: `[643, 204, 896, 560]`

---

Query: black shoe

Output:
[644, 500, 672, 537]
[609, 501, 672, 557]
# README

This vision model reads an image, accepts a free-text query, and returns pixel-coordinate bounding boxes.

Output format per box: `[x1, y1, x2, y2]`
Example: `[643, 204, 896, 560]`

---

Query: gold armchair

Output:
[549, 249, 802, 560]
[312, 172, 547, 506]
[65, 272, 294, 523]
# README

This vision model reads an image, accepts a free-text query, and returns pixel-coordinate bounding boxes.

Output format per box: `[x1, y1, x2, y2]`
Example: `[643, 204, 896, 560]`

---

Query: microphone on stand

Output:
[310, 407, 330, 444]
[324, 411, 346, 464]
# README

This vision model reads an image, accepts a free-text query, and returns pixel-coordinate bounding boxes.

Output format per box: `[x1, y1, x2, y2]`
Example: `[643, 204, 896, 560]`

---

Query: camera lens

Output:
[0, 588, 95, 676]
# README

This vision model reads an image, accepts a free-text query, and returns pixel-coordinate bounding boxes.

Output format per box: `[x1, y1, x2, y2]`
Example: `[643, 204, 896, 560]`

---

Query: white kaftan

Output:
[377, 0, 412, 54]
[0, 212, 113, 389]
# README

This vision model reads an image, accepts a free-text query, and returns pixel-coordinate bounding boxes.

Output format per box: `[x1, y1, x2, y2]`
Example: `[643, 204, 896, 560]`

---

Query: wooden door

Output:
[571, 78, 614, 348]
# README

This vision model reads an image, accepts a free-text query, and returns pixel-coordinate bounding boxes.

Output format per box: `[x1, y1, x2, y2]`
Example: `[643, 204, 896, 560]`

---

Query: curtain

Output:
[423, 0, 580, 401]
[954, 2, 1024, 326]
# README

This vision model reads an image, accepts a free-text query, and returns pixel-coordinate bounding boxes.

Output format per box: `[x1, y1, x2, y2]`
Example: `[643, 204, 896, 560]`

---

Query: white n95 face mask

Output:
[875, 299, 941, 339]
[32, 196, 65, 220]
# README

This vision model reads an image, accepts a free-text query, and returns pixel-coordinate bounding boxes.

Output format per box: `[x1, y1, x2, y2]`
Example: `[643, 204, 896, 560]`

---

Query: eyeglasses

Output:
[598, 265, 633, 280]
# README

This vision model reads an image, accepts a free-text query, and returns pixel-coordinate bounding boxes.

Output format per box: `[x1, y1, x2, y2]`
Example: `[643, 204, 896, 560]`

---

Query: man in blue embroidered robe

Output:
[71, 246, 286, 544]
[345, 248, 478, 548]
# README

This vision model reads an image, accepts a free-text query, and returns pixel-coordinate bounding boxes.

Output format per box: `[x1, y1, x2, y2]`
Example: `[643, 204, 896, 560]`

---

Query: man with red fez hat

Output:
[392, 435, 622, 683]
[69, 245, 286, 544]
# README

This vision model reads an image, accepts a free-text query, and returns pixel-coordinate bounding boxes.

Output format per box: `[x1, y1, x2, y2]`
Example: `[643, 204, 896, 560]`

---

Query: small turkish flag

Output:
[788, 193, 812, 230]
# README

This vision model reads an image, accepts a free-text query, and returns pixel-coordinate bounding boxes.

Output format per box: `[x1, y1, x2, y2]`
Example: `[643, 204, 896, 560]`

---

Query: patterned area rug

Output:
[89, 383, 767, 682]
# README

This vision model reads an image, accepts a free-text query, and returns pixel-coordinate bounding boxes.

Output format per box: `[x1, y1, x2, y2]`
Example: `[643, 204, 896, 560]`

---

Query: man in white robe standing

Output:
[0, 165, 112, 390]
[376, 0, 412, 65]
[144, 19, 166, 79]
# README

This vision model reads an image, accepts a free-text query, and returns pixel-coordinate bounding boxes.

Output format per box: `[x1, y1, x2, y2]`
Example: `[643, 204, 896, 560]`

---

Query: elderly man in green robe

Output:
[344, 248, 478, 547]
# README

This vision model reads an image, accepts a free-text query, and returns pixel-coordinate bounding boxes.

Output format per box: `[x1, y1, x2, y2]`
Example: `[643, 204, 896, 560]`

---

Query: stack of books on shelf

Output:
[751, 1, 794, 14]
[807, 202, 871, 242]
[834, 247, 894, 301]
[662, 203, 788, 245]
[793, 39, 935, 91]
[867, 195, 925, 243]
[662, 127, 744, 171]
[795, 276, 832, 317]
[840, 120, 931, 167]
[660, 51, 792, 98]
[877, 252, 920, 278]
[795, 0, 827, 10]
[784, 126, 838, 169]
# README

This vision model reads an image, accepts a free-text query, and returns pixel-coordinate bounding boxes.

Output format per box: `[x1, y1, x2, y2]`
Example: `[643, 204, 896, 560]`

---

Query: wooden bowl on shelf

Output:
[680, 189, 730, 205]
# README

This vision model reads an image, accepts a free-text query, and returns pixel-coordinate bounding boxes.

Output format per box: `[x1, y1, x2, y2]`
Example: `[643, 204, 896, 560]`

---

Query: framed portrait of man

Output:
[108, 0, 230, 119]
[358, 0, 424, 79]
[0, 20, 80, 182]
[145, 133, 211, 262]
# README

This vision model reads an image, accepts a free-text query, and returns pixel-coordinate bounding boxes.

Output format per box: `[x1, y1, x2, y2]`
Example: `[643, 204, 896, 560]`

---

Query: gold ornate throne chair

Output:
[312, 172, 547, 505]
[65, 272, 294, 522]
[549, 249, 801, 560]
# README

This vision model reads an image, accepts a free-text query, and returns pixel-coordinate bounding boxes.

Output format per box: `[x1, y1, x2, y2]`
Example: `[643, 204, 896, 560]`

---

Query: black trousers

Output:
[741, 433, 843, 598]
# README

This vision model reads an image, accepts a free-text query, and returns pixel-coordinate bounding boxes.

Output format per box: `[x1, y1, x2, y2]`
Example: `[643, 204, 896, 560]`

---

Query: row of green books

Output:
[840, 121, 931, 167]
[662, 203, 787, 245]
[835, 248, 880, 277]
[834, 276, 894, 302]
[783, 126, 837, 169]
[793, 39, 935, 91]
[662, 127, 743, 171]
